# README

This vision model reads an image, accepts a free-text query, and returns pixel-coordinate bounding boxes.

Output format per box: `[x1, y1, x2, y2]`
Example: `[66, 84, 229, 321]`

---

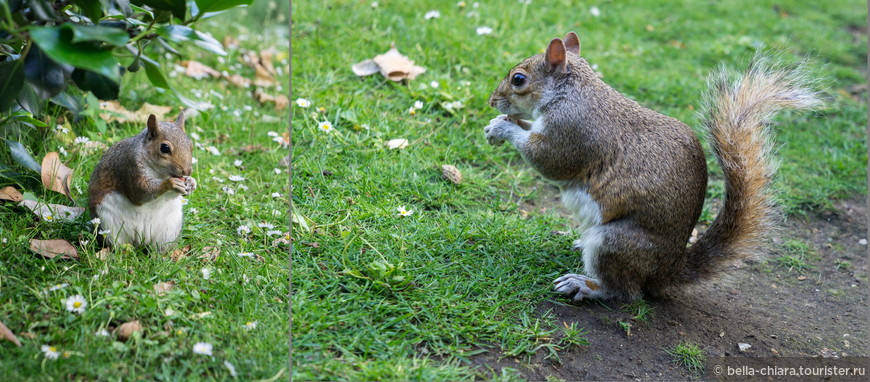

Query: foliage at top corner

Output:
[0, 0, 254, 119]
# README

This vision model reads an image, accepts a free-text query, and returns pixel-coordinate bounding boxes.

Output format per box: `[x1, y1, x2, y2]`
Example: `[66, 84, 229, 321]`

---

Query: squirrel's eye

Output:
[160, 143, 171, 154]
[511, 73, 527, 87]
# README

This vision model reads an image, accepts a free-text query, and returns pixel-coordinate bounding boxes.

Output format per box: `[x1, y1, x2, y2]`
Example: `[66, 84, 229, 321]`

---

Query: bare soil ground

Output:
[472, 189, 868, 381]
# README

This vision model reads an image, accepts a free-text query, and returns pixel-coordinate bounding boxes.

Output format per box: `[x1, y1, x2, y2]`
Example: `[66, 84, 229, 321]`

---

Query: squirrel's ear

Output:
[563, 32, 580, 55]
[147, 114, 159, 138]
[175, 110, 186, 131]
[545, 38, 568, 73]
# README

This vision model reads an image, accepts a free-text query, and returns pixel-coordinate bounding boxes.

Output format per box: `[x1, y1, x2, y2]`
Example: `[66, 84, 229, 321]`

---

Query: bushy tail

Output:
[682, 53, 822, 283]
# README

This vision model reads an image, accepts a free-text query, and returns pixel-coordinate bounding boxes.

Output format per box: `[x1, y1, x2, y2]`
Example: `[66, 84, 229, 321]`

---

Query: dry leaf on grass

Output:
[387, 139, 409, 150]
[0, 320, 22, 347]
[169, 244, 192, 262]
[240, 49, 278, 87]
[440, 164, 462, 185]
[224, 74, 251, 88]
[222, 35, 239, 50]
[153, 281, 175, 296]
[180, 60, 221, 79]
[115, 320, 142, 341]
[199, 246, 221, 262]
[19, 200, 85, 222]
[99, 101, 173, 124]
[353, 43, 426, 81]
[253, 89, 290, 111]
[0, 186, 23, 202]
[41, 152, 74, 200]
[29, 239, 79, 260]
[95, 247, 111, 261]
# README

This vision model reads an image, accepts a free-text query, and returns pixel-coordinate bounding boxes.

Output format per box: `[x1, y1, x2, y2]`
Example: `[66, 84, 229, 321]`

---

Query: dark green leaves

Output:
[29, 25, 123, 80]
[71, 69, 119, 100]
[6, 140, 41, 174]
[194, 0, 254, 15]
[24, 45, 72, 99]
[140, 55, 170, 89]
[136, 0, 186, 20]
[0, 60, 24, 112]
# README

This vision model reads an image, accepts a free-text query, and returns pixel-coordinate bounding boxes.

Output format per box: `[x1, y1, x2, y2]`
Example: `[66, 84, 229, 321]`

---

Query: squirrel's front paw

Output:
[484, 115, 519, 146]
[170, 177, 190, 195]
[554, 274, 607, 301]
[183, 176, 197, 194]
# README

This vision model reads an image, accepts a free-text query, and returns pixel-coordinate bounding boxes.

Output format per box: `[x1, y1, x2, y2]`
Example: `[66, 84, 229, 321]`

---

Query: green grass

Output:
[667, 341, 707, 375]
[0, 2, 289, 380]
[292, 0, 866, 380]
[775, 239, 817, 272]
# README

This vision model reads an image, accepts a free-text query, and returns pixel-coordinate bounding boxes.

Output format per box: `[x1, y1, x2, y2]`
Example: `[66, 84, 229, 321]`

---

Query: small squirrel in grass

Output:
[87, 112, 196, 253]
[485, 32, 821, 300]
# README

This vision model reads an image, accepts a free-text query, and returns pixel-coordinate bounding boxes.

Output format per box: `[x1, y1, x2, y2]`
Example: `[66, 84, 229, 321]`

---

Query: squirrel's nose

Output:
[184, 167, 192, 176]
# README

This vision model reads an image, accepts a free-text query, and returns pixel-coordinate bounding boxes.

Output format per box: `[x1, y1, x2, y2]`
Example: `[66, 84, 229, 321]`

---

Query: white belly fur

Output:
[561, 186, 604, 279]
[96, 191, 183, 252]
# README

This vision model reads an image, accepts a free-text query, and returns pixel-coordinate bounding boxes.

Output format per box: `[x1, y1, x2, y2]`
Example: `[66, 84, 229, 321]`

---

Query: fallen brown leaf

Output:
[41, 152, 74, 201]
[99, 101, 173, 124]
[223, 74, 251, 88]
[222, 35, 239, 50]
[353, 43, 426, 81]
[115, 320, 142, 341]
[0, 186, 23, 202]
[180, 60, 221, 79]
[95, 247, 111, 261]
[19, 200, 85, 222]
[199, 246, 221, 262]
[440, 164, 462, 185]
[253, 89, 290, 111]
[0, 320, 22, 347]
[169, 244, 192, 262]
[153, 281, 175, 296]
[240, 49, 277, 87]
[29, 239, 79, 260]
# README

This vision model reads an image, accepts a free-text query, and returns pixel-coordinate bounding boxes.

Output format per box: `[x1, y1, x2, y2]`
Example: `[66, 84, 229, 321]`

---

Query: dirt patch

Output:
[474, 189, 867, 381]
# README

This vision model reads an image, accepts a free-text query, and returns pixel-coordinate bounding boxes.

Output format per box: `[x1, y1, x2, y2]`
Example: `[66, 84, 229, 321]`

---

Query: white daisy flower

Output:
[371, 1, 378, 8]
[74, 136, 90, 144]
[317, 121, 334, 133]
[237, 225, 251, 235]
[55, 124, 69, 133]
[207, 146, 221, 155]
[90, 218, 101, 226]
[98, 229, 111, 235]
[476, 26, 493, 35]
[64, 294, 88, 314]
[396, 206, 414, 217]
[47, 283, 69, 293]
[59, 146, 67, 156]
[590, 6, 601, 17]
[237, 184, 249, 191]
[257, 222, 275, 229]
[244, 321, 258, 330]
[267, 230, 283, 236]
[233, 160, 243, 167]
[430, 81, 439, 88]
[271, 192, 282, 198]
[228, 175, 246, 182]
[295, 98, 311, 108]
[267, 131, 279, 137]
[414, 100, 424, 109]
[190, 132, 201, 141]
[95, 329, 110, 337]
[42, 213, 54, 222]
[164, 307, 177, 316]
[424, 10, 441, 20]
[201, 267, 211, 280]
[237, 252, 254, 257]
[41, 345, 60, 360]
[193, 342, 213, 356]
[222, 186, 235, 195]
[274, 168, 282, 175]
[188, 207, 198, 214]
[242, 274, 250, 284]
[181, 198, 189, 205]
[191, 157, 198, 164]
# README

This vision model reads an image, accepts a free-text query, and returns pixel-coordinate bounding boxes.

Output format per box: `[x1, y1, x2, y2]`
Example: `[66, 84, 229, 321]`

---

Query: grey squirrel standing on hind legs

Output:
[485, 32, 821, 300]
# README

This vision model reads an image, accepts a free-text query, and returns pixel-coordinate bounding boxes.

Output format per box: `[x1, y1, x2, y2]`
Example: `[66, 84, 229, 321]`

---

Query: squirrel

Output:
[87, 112, 196, 253]
[485, 32, 821, 300]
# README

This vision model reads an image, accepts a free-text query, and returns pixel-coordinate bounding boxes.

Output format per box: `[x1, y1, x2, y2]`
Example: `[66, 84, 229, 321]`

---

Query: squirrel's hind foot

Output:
[554, 273, 607, 301]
